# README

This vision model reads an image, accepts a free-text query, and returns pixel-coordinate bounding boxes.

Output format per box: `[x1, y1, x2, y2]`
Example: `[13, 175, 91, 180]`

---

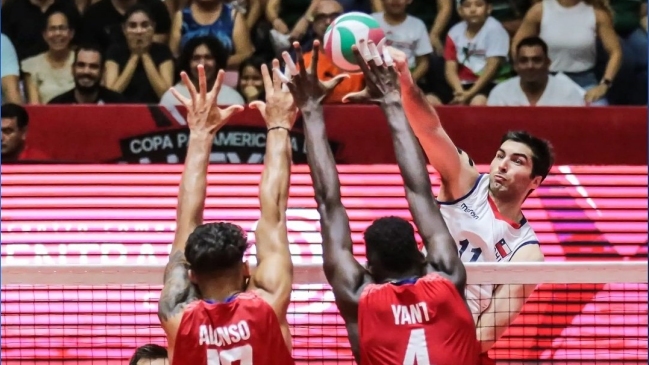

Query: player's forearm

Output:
[302, 107, 342, 207]
[401, 81, 443, 136]
[259, 127, 292, 222]
[173, 132, 213, 251]
[476, 283, 538, 352]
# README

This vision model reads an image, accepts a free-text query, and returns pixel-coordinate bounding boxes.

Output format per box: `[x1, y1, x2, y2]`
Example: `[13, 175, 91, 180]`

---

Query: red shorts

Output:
[478, 353, 496, 365]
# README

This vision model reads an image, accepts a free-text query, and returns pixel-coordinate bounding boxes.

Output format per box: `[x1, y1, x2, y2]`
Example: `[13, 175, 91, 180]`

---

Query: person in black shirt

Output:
[1, 0, 81, 60]
[104, 4, 174, 103]
[81, 0, 171, 51]
[49, 44, 126, 104]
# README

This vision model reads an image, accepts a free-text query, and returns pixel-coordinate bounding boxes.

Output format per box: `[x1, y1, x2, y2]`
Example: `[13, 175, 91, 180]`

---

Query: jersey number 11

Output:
[403, 328, 431, 365]
[207, 345, 253, 365]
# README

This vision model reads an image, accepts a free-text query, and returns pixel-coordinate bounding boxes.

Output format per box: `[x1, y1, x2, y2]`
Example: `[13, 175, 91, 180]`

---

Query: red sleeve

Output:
[443, 35, 457, 61]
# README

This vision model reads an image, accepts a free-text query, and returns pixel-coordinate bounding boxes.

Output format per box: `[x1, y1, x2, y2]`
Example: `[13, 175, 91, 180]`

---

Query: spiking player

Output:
[383, 42, 554, 361]
[157, 62, 298, 365]
[275, 40, 480, 364]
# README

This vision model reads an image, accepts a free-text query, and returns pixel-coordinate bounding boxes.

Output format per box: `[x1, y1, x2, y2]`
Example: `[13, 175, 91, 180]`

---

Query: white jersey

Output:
[439, 174, 540, 323]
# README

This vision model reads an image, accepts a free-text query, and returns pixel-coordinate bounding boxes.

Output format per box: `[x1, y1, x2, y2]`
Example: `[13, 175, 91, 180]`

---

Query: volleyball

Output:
[323, 12, 385, 72]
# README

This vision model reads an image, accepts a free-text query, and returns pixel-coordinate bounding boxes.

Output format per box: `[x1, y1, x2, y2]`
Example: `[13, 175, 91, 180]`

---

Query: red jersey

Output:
[171, 292, 294, 365]
[358, 273, 480, 365]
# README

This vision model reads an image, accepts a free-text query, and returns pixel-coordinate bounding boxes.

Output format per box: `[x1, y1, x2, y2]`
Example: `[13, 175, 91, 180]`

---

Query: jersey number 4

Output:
[207, 345, 253, 365]
[403, 329, 431, 365]
[458, 239, 482, 262]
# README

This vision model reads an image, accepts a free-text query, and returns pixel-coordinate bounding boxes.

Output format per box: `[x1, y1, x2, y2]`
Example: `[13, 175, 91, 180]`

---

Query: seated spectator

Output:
[405, 0, 454, 56]
[237, 56, 266, 103]
[444, 0, 510, 105]
[22, 9, 76, 104]
[266, 0, 318, 51]
[160, 36, 244, 106]
[50, 45, 126, 104]
[513, 0, 621, 106]
[169, 0, 254, 68]
[372, 0, 432, 84]
[489, 0, 530, 36]
[488, 37, 585, 106]
[1, 33, 23, 104]
[129, 344, 168, 365]
[105, 5, 174, 103]
[1, 0, 80, 60]
[303, 0, 364, 103]
[603, 0, 647, 105]
[1, 103, 50, 162]
[82, 0, 171, 51]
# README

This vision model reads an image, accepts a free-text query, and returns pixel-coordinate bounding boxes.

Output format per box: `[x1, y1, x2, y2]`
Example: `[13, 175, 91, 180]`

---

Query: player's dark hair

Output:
[178, 36, 228, 80]
[501, 131, 554, 180]
[73, 43, 105, 66]
[129, 344, 167, 365]
[364, 216, 424, 274]
[185, 222, 250, 275]
[516, 36, 548, 56]
[1, 103, 29, 129]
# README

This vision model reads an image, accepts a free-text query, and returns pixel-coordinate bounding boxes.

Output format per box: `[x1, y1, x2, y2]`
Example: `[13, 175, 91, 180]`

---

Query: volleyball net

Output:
[2, 261, 647, 364]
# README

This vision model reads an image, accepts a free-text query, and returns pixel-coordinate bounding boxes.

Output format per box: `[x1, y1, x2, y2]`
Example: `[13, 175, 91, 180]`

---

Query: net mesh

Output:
[1, 164, 647, 364]
[1, 264, 647, 364]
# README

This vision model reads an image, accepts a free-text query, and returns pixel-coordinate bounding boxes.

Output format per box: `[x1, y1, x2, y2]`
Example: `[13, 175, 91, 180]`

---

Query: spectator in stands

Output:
[1, 1, 80, 61]
[105, 4, 174, 103]
[1, 34, 23, 104]
[489, 0, 530, 36]
[236, 56, 266, 103]
[512, 0, 621, 106]
[82, 0, 171, 51]
[1, 103, 50, 162]
[129, 344, 168, 365]
[49, 45, 126, 104]
[22, 9, 76, 104]
[301, 0, 364, 103]
[488, 37, 585, 106]
[168, 0, 254, 68]
[266, 0, 319, 52]
[372, 0, 432, 84]
[602, 0, 647, 105]
[444, 0, 510, 105]
[405, 0, 454, 56]
[160, 36, 244, 106]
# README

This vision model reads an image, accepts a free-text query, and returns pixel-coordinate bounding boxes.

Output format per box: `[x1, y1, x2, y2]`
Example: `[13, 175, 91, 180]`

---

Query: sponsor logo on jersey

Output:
[460, 203, 480, 219]
[494, 239, 511, 261]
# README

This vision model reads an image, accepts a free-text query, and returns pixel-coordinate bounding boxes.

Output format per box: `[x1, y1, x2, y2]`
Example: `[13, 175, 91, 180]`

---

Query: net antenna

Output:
[2, 261, 647, 285]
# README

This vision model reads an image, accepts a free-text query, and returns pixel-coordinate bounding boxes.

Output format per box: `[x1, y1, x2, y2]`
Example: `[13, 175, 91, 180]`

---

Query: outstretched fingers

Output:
[260, 63, 274, 97]
[293, 41, 308, 80]
[180, 71, 197, 103]
[197, 64, 208, 101]
[352, 42, 373, 78]
[170, 86, 191, 106]
[209, 70, 225, 105]
[342, 89, 370, 103]
[220, 104, 245, 120]
[311, 40, 321, 76]
[271, 59, 282, 92]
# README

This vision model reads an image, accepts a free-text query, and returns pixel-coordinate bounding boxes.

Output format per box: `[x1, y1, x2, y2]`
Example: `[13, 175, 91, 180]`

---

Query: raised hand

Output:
[342, 39, 401, 104]
[170, 65, 244, 135]
[250, 59, 298, 130]
[275, 40, 348, 109]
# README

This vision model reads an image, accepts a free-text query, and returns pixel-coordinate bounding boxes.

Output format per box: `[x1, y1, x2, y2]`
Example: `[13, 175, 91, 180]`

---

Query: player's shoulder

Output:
[439, 173, 488, 206]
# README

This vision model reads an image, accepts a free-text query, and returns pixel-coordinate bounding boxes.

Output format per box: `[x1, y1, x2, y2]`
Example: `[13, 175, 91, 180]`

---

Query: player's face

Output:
[489, 140, 541, 199]
[515, 45, 550, 83]
[190, 44, 217, 82]
[459, 0, 490, 25]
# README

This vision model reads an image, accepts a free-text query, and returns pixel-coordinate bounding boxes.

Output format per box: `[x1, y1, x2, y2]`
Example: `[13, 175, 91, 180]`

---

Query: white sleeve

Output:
[484, 19, 510, 58]
[487, 83, 507, 106]
[413, 18, 433, 57]
[2, 34, 20, 78]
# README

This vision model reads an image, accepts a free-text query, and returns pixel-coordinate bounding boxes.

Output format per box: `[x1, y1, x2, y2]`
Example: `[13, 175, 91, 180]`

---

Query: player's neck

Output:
[488, 190, 525, 223]
[198, 278, 243, 302]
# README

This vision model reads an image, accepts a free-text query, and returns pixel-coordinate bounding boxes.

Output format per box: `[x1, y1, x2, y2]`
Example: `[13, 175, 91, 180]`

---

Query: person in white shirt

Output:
[372, 0, 433, 83]
[488, 36, 586, 106]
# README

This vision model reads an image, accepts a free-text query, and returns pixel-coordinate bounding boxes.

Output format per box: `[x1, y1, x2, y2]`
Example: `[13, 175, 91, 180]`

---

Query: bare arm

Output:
[169, 11, 183, 58]
[141, 55, 174, 98]
[23, 74, 41, 104]
[595, 9, 622, 82]
[641, 4, 647, 31]
[429, 0, 453, 53]
[381, 99, 466, 291]
[245, 0, 263, 29]
[1, 75, 22, 104]
[227, 12, 255, 68]
[476, 243, 544, 352]
[444, 60, 464, 93]
[411, 55, 430, 82]
[511, 3, 542, 58]
[105, 56, 140, 93]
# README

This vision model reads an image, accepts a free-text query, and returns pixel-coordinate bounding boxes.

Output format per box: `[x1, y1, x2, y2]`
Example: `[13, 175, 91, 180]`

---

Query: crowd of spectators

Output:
[0, 0, 646, 107]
